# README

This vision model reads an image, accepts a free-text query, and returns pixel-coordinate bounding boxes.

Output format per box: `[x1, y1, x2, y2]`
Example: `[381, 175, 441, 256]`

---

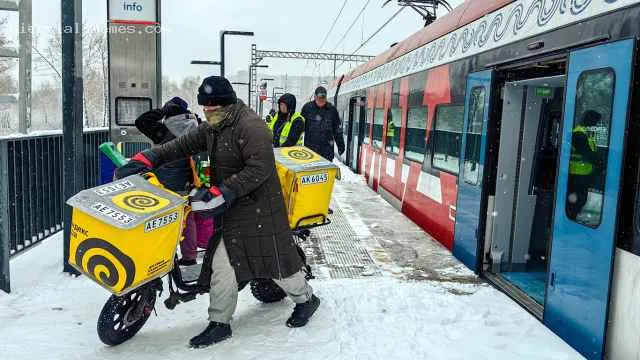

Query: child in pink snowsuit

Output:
[179, 212, 214, 266]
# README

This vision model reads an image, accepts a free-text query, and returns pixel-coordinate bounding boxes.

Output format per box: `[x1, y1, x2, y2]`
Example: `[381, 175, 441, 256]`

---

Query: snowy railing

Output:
[0, 128, 108, 293]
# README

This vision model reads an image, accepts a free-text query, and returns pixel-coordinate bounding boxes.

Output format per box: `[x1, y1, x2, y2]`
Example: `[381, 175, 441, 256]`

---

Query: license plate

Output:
[144, 212, 179, 233]
[91, 202, 135, 225]
[301, 173, 328, 185]
[94, 180, 135, 196]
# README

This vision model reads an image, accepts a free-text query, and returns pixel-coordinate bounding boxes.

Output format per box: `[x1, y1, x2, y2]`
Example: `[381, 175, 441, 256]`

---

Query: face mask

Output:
[204, 108, 226, 126]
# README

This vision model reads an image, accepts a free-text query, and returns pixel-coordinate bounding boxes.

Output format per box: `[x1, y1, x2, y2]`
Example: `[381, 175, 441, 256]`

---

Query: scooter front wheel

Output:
[97, 282, 157, 346]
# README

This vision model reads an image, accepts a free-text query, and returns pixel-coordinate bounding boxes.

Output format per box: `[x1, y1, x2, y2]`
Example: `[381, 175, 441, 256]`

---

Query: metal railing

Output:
[0, 128, 108, 292]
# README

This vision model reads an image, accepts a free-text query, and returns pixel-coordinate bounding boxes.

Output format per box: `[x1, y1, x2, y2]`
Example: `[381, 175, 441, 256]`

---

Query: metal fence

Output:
[0, 129, 109, 292]
[122, 142, 151, 158]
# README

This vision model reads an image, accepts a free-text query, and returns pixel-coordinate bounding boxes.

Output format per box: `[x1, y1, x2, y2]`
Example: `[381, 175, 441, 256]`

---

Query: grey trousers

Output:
[208, 241, 314, 324]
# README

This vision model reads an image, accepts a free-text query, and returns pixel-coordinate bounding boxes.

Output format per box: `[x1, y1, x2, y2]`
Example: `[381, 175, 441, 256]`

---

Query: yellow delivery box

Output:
[66, 175, 186, 296]
[274, 146, 341, 228]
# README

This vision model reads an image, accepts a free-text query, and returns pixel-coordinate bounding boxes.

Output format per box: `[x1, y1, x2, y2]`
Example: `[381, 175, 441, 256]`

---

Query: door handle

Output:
[549, 272, 555, 288]
[449, 205, 456, 221]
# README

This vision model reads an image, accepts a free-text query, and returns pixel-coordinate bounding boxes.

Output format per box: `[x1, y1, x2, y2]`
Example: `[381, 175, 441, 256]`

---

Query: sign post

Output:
[107, 0, 161, 148]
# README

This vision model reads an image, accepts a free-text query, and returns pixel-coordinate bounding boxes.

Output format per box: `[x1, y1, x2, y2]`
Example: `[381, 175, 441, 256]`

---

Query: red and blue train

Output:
[331, 1, 640, 359]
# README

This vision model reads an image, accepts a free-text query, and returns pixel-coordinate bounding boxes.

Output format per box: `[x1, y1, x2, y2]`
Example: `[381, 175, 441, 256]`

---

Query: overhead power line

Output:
[351, 7, 405, 56]
[330, 0, 372, 53]
[307, 0, 348, 75]
[316, 0, 348, 52]
[333, 6, 406, 74]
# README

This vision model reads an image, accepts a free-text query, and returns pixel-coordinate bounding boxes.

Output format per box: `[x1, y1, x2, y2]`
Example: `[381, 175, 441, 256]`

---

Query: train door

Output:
[486, 75, 565, 317]
[343, 99, 355, 165]
[453, 70, 493, 270]
[348, 96, 366, 172]
[545, 39, 634, 360]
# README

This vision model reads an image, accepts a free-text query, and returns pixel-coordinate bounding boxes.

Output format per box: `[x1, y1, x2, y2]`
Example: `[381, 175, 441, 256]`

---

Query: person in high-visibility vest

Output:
[268, 93, 305, 147]
[386, 111, 396, 152]
[566, 110, 601, 220]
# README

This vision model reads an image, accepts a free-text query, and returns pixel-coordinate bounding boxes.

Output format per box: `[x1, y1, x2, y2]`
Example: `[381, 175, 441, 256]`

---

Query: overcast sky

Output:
[5, 0, 465, 82]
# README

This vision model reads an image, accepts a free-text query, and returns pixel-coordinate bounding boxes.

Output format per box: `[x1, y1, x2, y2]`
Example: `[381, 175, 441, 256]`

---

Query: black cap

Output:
[197, 76, 238, 107]
[315, 86, 327, 97]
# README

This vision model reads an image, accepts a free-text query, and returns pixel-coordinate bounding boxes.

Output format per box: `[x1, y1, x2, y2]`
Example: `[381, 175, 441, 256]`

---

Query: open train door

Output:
[453, 70, 493, 271]
[545, 39, 635, 360]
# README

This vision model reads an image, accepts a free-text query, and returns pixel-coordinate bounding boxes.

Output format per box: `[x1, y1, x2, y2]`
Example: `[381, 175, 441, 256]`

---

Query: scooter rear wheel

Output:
[250, 279, 287, 303]
[97, 283, 157, 346]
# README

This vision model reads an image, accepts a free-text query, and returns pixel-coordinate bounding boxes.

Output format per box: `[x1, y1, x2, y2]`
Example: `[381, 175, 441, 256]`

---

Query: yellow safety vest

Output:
[569, 126, 597, 176]
[268, 112, 305, 146]
[387, 124, 395, 137]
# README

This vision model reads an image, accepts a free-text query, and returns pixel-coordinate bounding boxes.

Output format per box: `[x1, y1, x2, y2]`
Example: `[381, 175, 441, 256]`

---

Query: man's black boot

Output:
[286, 295, 320, 328]
[189, 322, 232, 348]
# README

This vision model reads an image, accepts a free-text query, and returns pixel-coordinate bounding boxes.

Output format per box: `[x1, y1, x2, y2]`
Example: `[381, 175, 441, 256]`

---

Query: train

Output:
[330, 1, 640, 359]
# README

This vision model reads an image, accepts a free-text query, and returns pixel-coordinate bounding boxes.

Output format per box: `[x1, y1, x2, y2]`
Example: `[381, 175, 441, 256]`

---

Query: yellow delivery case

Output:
[274, 146, 341, 229]
[66, 175, 187, 296]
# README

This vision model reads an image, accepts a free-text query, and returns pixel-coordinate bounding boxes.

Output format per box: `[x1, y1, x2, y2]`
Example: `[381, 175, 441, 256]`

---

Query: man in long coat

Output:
[117, 76, 320, 348]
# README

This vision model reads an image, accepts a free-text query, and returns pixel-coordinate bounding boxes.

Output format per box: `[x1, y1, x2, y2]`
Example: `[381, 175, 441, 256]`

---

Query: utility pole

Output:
[61, 0, 84, 275]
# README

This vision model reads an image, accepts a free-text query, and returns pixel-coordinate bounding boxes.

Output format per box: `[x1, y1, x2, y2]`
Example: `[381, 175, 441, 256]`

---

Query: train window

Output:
[386, 80, 402, 155]
[404, 71, 428, 163]
[372, 108, 385, 149]
[463, 87, 486, 185]
[431, 105, 464, 174]
[364, 108, 372, 144]
[565, 68, 615, 228]
[405, 107, 428, 163]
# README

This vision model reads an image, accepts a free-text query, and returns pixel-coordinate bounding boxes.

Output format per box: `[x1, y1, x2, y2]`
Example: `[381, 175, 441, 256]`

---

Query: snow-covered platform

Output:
[0, 165, 583, 359]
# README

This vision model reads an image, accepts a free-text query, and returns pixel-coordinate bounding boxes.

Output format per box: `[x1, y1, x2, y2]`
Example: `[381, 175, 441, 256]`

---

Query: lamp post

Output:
[220, 30, 254, 78]
[190, 60, 222, 76]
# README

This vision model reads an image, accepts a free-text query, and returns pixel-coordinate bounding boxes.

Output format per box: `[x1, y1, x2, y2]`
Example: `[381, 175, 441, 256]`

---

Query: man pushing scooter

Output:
[117, 76, 320, 348]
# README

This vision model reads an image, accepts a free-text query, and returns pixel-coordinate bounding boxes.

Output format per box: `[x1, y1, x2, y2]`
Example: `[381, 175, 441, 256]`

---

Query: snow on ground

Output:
[0, 163, 583, 360]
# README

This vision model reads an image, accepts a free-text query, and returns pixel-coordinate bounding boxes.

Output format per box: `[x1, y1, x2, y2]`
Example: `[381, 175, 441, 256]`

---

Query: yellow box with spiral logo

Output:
[66, 175, 187, 296]
[274, 146, 341, 229]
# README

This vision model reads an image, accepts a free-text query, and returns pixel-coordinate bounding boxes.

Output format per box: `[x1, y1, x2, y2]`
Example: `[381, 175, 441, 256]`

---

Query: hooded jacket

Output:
[134, 109, 197, 194]
[270, 93, 305, 148]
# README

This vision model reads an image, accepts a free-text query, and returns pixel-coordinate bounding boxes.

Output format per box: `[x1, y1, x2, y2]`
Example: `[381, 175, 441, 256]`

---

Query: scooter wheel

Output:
[97, 284, 157, 346]
[250, 279, 287, 303]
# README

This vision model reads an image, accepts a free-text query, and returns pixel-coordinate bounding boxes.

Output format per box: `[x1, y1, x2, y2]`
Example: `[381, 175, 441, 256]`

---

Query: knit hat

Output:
[162, 97, 189, 118]
[197, 76, 238, 106]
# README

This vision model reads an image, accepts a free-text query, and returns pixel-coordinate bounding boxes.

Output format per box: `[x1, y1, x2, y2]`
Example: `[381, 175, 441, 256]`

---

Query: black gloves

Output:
[114, 150, 156, 179]
[189, 185, 236, 218]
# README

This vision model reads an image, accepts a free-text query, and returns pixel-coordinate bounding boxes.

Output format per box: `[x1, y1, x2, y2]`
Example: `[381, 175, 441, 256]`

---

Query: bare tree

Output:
[41, 24, 108, 128]
[0, 17, 17, 95]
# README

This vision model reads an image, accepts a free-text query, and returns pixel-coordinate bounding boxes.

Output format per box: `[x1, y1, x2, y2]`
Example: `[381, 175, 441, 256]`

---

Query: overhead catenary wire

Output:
[334, 7, 406, 73]
[316, 0, 348, 52]
[329, 0, 372, 53]
[351, 7, 405, 56]
[306, 0, 348, 75]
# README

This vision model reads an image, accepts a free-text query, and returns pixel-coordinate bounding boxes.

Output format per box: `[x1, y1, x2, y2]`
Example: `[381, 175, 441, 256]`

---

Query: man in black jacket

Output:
[301, 86, 345, 161]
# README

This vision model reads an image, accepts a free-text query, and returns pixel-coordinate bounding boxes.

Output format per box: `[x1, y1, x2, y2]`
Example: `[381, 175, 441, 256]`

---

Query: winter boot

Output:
[189, 322, 232, 348]
[286, 295, 320, 328]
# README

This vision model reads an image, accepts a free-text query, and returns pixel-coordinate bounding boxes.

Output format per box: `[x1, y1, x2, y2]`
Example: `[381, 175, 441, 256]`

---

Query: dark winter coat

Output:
[147, 101, 304, 286]
[301, 100, 345, 161]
